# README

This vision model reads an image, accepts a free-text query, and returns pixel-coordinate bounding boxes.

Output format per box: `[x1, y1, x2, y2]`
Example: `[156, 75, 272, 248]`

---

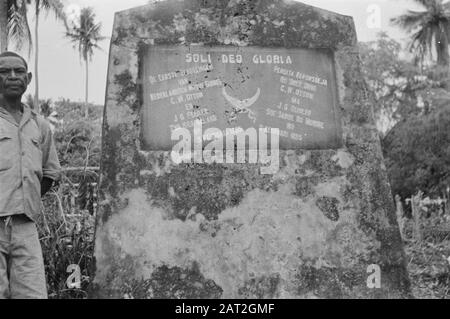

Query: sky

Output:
[15, 0, 422, 105]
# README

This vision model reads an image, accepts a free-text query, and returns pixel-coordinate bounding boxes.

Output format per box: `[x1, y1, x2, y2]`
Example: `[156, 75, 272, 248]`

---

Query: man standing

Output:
[0, 51, 61, 299]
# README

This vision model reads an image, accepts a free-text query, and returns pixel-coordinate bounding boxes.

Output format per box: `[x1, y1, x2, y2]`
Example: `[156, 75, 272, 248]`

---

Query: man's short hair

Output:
[0, 51, 28, 70]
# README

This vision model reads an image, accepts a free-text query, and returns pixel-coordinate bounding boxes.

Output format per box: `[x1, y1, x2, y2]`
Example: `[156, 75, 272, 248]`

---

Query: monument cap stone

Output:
[93, 0, 411, 299]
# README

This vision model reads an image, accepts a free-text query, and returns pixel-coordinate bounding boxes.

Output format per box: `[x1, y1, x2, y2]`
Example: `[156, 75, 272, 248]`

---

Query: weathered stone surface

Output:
[92, 0, 411, 298]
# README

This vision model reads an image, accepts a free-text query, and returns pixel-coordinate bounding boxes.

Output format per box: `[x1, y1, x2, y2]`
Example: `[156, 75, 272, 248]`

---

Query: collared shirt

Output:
[0, 104, 61, 222]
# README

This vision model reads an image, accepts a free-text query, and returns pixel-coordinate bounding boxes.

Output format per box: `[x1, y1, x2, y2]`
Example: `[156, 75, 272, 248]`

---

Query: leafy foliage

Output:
[50, 98, 102, 166]
[359, 33, 450, 134]
[391, 0, 450, 67]
[36, 99, 102, 298]
[383, 106, 450, 200]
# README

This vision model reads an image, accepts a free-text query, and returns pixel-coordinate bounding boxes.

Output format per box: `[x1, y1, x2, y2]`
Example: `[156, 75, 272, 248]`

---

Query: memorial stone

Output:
[93, 0, 411, 299]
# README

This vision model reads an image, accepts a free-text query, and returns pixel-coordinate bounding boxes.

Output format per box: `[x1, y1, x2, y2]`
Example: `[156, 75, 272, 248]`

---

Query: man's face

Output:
[0, 56, 32, 99]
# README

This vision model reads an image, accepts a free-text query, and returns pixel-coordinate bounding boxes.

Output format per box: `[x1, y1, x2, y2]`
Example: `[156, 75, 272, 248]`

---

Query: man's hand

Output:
[41, 177, 54, 197]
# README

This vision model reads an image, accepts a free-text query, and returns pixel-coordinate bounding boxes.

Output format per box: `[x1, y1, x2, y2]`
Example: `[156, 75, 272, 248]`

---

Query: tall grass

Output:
[37, 174, 96, 299]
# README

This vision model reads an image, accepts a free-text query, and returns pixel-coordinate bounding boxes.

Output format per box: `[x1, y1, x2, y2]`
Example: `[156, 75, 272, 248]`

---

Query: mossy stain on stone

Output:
[316, 196, 340, 222]
[147, 262, 223, 299]
[238, 274, 281, 298]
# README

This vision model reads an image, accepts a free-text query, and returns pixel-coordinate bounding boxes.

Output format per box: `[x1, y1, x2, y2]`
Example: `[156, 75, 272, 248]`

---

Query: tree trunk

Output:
[437, 31, 449, 68]
[437, 31, 450, 89]
[34, 6, 40, 112]
[0, 0, 8, 52]
[85, 58, 89, 119]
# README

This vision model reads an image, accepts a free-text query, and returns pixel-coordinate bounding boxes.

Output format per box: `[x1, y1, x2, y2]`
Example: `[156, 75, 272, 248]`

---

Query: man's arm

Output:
[39, 118, 62, 193]
[41, 177, 54, 197]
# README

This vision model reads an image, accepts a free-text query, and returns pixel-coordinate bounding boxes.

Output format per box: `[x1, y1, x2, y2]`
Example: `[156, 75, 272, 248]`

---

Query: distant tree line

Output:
[363, 0, 450, 200]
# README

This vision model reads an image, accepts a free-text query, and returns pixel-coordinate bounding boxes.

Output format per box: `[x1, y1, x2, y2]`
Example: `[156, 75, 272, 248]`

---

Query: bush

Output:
[383, 107, 450, 200]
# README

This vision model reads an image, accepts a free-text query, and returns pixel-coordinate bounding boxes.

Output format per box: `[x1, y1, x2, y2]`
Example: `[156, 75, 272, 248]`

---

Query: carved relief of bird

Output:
[222, 87, 261, 124]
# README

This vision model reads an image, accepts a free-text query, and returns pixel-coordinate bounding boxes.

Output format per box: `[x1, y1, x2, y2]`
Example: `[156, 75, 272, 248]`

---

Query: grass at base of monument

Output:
[406, 240, 450, 299]
[36, 190, 96, 299]
[402, 217, 450, 299]
[31, 99, 101, 298]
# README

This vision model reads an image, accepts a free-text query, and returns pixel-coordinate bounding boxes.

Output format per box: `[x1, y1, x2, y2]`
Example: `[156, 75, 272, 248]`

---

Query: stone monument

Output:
[93, 0, 411, 298]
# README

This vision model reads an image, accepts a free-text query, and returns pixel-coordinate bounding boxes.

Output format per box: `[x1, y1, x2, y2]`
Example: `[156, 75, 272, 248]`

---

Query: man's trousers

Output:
[0, 214, 47, 299]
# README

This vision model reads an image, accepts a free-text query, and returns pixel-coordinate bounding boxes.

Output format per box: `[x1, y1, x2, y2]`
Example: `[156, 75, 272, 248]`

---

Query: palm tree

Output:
[65, 7, 104, 119]
[392, 0, 450, 68]
[32, 0, 66, 110]
[0, 0, 8, 51]
[0, 0, 32, 53]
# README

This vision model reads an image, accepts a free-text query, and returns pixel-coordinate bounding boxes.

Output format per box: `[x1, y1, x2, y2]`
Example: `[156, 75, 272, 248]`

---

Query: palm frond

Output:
[412, 0, 442, 10]
[7, 0, 32, 56]
[391, 10, 431, 32]
[393, 0, 450, 66]
[409, 23, 434, 62]
[39, 0, 68, 28]
[65, 7, 104, 63]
